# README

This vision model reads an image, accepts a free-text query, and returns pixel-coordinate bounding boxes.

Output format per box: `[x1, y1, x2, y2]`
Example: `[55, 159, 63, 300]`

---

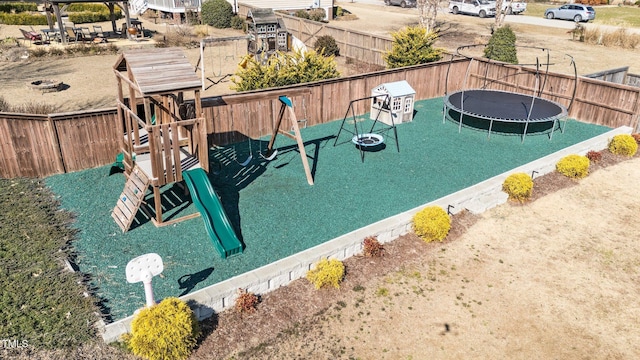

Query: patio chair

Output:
[79, 27, 95, 42]
[65, 27, 81, 43]
[19, 28, 42, 45]
[91, 25, 108, 43]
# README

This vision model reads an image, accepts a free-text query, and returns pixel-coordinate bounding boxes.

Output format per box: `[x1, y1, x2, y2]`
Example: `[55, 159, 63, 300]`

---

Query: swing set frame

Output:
[196, 35, 250, 91]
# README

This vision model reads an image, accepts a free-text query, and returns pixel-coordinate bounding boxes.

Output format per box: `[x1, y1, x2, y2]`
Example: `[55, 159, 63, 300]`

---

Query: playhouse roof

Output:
[373, 80, 416, 97]
[247, 8, 278, 24]
[113, 47, 202, 96]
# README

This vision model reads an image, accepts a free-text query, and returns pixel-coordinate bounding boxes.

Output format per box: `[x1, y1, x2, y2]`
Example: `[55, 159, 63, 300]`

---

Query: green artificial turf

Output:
[45, 97, 611, 321]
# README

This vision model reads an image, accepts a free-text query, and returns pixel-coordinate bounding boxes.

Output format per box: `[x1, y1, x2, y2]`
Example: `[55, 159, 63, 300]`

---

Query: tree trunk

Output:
[494, 0, 506, 28]
[417, 0, 439, 33]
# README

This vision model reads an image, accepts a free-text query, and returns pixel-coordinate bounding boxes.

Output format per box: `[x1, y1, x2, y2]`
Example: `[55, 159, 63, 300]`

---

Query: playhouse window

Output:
[392, 98, 402, 112]
[266, 24, 276, 33]
[404, 98, 413, 113]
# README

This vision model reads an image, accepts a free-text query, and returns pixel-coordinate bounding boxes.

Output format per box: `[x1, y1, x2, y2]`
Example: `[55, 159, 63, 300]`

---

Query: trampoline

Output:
[443, 44, 577, 142]
[443, 89, 568, 141]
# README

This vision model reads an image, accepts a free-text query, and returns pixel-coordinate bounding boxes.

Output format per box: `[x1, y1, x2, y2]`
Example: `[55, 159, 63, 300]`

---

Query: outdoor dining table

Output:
[41, 28, 60, 42]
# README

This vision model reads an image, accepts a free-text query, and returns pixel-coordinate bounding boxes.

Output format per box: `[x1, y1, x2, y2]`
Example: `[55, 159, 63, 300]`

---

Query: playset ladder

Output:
[112, 165, 150, 232]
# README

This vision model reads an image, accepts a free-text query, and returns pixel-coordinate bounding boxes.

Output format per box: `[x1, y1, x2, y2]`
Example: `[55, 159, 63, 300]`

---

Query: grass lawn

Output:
[525, 3, 640, 27]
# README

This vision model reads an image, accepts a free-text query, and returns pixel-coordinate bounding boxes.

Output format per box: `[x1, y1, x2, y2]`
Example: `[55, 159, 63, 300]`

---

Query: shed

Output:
[370, 80, 416, 126]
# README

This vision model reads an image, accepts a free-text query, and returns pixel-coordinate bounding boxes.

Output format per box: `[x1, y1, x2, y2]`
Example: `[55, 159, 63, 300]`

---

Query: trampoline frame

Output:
[442, 44, 578, 142]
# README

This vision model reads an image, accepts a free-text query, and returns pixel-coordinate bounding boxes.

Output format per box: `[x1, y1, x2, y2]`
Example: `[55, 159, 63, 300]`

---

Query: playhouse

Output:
[246, 8, 289, 63]
[370, 80, 416, 126]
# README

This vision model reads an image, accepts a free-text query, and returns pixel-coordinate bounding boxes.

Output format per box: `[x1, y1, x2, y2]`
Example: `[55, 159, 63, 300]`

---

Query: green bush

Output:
[484, 25, 519, 64]
[201, 0, 233, 28]
[502, 172, 533, 202]
[556, 154, 590, 179]
[0, 12, 47, 25]
[69, 10, 122, 24]
[314, 35, 340, 56]
[230, 15, 245, 30]
[0, 2, 37, 13]
[608, 134, 638, 157]
[306, 258, 345, 289]
[232, 49, 340, 91]
[384, 26, 443, 69]
[126, 297, 201, 360]
[67, 3, 110, 12]
[412, 205, 451, 243]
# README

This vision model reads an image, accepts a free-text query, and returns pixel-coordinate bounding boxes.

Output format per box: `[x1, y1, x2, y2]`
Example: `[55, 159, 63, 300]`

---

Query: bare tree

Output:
[494, 0, 506, 28]
[417, 0, 439, 33]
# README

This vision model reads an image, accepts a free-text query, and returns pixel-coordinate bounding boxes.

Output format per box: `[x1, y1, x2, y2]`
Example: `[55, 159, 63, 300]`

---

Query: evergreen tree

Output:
[484, 25, 518, 64]
[383, 26, 443, 69]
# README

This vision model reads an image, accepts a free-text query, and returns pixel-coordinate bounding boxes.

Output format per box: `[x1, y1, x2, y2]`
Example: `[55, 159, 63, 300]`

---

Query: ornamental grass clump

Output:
[306, 258, 345, 289]
[412, 206, 451, 243]
[126, 297, 201, 360]
[608, 134, 638, 157]
[502, 172, 533, 203]
[556, 154, 590, 179]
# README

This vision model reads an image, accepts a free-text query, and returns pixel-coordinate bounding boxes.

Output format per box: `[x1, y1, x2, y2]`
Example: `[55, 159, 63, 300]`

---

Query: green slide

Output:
[183, 168, 243, 259]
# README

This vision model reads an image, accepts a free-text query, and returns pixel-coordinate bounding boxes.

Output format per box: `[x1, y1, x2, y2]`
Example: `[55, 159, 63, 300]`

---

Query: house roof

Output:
[373, 80, 416, 97]
[113, 47, 201, 96]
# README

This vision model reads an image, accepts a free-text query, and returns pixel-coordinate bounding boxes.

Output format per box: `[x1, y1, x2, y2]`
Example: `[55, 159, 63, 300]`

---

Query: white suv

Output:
[449, 0, 496, 18]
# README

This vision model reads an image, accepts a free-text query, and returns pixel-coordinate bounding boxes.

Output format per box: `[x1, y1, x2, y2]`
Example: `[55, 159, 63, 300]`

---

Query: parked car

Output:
[384, 0, 417, 8]
[449, 0, 496, 18]
[544, 4, 595, 22]
[487, 0, 527, 15]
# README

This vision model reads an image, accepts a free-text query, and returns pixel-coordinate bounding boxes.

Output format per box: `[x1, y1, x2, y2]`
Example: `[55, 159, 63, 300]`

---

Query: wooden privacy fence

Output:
[2, 58, 639, 179]
[237, 3, 393, 67]
[0, 108, 120, 178]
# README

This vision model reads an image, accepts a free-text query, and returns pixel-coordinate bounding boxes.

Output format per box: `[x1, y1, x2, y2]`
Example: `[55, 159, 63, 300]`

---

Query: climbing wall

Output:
[112, 165, 150, 232]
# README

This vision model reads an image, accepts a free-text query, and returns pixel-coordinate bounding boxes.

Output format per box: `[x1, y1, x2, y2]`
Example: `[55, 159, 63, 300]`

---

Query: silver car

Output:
[384, 0, 417, 8]
[544, 4, 595, 22]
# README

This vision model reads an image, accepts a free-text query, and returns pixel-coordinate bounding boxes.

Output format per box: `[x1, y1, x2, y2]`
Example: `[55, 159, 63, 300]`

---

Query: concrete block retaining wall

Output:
[101, 126, 632, 343]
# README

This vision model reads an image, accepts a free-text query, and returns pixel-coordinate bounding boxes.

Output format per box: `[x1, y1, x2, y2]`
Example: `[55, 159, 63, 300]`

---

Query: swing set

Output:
[228, 95, 314, 185]
[196, 35, 250, 91]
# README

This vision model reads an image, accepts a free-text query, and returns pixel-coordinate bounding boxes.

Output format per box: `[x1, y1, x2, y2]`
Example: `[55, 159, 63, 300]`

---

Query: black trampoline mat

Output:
[446, 89, 567, 122]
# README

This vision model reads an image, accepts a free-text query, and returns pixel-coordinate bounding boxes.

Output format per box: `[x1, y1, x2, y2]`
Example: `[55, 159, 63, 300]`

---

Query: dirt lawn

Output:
[2, 4, 640, 359]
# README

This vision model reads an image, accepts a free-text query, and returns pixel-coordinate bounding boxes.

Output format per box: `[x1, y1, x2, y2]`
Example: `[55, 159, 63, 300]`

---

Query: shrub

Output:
[412, 206, 451, 243]
[556, 154, 590, 179]
[306, 258, 345, 289]
[234, 288, 259, 313]
[314, 35, 340, 57]
[127, 297, 201, 360]
[502, 172, 533, 203]
[0, 13, 48, 25]
[384, 26, 443, 69]
[201, 0, 233, 29]
[363, 236, 384, 257]
[484, 25, 518, 64]
[632, 133, 640, 144]
[232, 49, 340, 91]
[230, 15, 245, 30]
[69, 10, 122, 24]
[608, 134, 638, 157]
[586, 150, 602, 163]
[309, 8, 326, 22]
[294, 9, 311, 19]
[0, 2, 37, 13]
